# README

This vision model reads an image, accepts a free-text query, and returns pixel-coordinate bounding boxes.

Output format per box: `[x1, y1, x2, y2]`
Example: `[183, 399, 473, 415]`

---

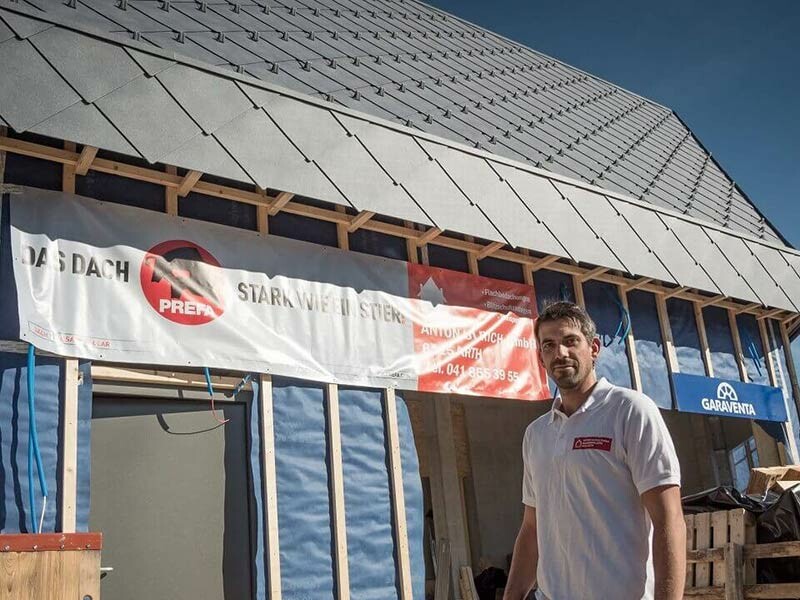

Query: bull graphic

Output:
[146, 246, 221, 305]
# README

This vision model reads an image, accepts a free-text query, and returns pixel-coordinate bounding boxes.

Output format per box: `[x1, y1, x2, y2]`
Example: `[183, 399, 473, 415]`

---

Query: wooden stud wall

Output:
[326, 383, 351, 600]
[259, 375, 282, 600]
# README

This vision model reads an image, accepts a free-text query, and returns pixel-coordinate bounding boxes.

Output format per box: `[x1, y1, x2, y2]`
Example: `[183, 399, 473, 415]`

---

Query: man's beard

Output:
[550, 361, 588, 389]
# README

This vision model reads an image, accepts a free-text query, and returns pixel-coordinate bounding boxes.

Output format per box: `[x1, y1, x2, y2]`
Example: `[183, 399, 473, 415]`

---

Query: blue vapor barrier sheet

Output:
[0, 352, 92, 533]
[532, 269, 574, 312]
[582, 280, 631, 388]
[704, 306, 739, 380]
[768, 321, 800, 458]
[395, 392, 426, 600]
[338, 386, 397, 600]
[273, 378, 336, 599]
[667, 299, 706, 376]
[736, 314, 770, 385]
[247, 378, 267, 600]
[672, 373, 787, 422]
[628, 291, 672, 408]
[0, 196, 21, 340]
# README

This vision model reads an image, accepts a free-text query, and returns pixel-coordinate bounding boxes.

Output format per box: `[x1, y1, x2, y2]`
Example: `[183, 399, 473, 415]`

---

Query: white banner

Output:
[8, 188, 548, 399]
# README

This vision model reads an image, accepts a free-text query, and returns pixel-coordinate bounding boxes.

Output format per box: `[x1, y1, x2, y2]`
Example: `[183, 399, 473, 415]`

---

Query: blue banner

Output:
[672, 373, 787, 422]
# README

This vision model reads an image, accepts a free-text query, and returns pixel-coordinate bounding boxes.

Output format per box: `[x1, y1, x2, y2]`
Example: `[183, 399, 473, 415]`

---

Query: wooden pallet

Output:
[685, 509, 800, 599]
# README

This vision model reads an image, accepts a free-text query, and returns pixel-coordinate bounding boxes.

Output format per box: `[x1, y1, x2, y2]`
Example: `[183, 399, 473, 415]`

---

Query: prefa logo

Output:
[140, 240, 225, 325]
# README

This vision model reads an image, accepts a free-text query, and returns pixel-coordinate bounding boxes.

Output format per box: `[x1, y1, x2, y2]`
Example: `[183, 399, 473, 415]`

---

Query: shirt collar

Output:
[548, 377, 613, 423]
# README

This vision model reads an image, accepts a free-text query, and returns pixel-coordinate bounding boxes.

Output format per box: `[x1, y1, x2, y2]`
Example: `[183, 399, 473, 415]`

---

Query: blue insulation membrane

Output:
[628, 291, 671, 408]
[736, 314, 770, 386]
[247, 378, 266, 600]
[74, 360, 92, 532]
[666, 299, 706, 376]
[338, 387, 397, 600]
[1, 352, 62, 532]
[582, 280, 631, 388]
[395, 393, 426, 600]
[532, 269, 574, 312]
[767, 321, 800, 458]
[704, 306, 740, 380]
[272, 378, 336, 599]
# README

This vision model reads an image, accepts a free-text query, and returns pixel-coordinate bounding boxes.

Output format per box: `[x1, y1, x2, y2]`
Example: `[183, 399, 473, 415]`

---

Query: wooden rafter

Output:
[475, 240, 505, 261]
[735, 302, 762, 315]
[177, 169, 203, 197]
[577, 266, 608, 283]
[416, 226, 442, 245]
[699, 294, 727, 308]
[268, 191, 294, 216]
[531, 254, 560, 272]
[757, 307, 786, 321]
[662, 286, 690, 300]
[74, 145, 98, 176]
[624, 277, 653, 292]
[347, 210, 376, 232]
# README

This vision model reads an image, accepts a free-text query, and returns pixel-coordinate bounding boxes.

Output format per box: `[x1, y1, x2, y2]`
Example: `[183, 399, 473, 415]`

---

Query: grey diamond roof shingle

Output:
[0, 0, 783, 244]
[1, 2, 798, 314]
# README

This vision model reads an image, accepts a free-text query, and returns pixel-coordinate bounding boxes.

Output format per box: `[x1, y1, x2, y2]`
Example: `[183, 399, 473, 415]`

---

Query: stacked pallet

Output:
[746, 466, 800, 496]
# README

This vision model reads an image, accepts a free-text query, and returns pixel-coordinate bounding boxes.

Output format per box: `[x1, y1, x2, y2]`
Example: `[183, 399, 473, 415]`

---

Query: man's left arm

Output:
[642, 484, 686, 600]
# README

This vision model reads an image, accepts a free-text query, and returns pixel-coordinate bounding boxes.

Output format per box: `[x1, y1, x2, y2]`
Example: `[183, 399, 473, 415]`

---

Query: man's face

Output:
[537, 318, 600, 390]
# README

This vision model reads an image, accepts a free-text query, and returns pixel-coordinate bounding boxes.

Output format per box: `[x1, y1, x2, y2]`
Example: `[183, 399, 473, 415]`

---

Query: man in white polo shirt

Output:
[504, 301, 685, 600]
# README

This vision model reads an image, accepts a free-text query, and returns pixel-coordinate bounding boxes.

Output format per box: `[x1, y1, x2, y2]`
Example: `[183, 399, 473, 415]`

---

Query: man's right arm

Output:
[503, 505, 538, 600]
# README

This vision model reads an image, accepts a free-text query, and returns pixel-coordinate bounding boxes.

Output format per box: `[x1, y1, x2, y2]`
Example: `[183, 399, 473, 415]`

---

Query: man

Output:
[504, 301, 685, 600]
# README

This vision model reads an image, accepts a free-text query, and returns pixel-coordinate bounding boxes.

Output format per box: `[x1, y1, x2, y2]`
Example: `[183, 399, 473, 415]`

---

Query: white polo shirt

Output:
[522, 377, 681, 600]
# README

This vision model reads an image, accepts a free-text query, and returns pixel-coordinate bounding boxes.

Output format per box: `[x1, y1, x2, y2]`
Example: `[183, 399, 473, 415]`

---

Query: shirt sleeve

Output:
[622, 393, 682, 495]
[522, 425, 536, 507]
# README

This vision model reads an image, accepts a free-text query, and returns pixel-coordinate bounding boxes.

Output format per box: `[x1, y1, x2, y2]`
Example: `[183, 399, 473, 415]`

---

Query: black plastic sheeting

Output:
[0, 351, 92, 533]
[682, 486, 800, 584]
[272, 378, 425, 599]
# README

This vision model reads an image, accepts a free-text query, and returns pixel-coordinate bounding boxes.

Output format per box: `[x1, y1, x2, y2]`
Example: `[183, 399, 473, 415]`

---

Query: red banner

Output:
[408, 264, 549, 401]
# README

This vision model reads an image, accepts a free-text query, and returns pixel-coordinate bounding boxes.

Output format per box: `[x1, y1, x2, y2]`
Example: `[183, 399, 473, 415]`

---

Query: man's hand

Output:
[642, 485, 686, 600]
[503, 505, 538, 600]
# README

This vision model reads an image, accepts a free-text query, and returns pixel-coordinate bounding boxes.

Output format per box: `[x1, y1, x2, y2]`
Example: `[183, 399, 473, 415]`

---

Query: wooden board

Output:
[326, 383, 350, 600]
[712, 510, 728, 587]
[0, 548, 100, 600]
[259, 375, 282, 600]
[695, 512, 712, 587]
[686, 514, 696, 590]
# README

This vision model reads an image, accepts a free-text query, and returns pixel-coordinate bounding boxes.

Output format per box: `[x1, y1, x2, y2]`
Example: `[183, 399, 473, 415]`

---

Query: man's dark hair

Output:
[534, 301, 597, 343]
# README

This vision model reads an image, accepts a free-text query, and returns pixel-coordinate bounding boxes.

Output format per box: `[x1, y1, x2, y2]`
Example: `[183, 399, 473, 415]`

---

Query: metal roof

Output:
[0, 0, 782, 245]
[1, 4, 799, 313]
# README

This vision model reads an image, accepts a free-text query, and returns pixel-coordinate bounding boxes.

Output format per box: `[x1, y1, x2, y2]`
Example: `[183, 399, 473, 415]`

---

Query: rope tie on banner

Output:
[203, 367, 230, 425]
[604, 294, 631, 348]
[27, 344, 48, 533]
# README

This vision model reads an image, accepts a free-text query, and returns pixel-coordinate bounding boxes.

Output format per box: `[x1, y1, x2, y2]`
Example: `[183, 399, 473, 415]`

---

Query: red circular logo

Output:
[140, 240, 225, 325]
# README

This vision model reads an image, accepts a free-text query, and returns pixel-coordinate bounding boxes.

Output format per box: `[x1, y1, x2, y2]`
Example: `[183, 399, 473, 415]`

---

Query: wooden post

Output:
[384, 388, 413, 600]
[694, 512, 711, 588]
[165, 165, 178, 216]
[433, 395, 470, 597]
[684, 514, 695, 591]
[63, 142, 76, 194]
[433, 538, 451, 600]
[259, 375, 282, 600]
[724, 542, 744, 600]
[336, 205, 349, 251]
[729, 310, 749, 383]
[256, 187, 269, 234]
[572, 275, 585, 308]
[404, 221, 419, 264]
[464, 235, 479, 276]
[777, 321, 800, 462]
[326, 383, 350, 600]
[617, 285, 642, 391]
[656, 294, 679, 374]
[59, 359, 80, 533]
[711, 510, 727, 588]
[694, 303, 715, 377]
[758, 319, 790, 464]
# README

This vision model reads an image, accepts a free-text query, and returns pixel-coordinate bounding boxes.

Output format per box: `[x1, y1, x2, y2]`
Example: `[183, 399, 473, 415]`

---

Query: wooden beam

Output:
[259, 375, 282, 600]
[729, 310, 749, 383]
[618, 286, 642, 392]
[347, 209, 376, 232]
[336, 205, 350, 251]
[662, 286, 690, 300]
[735, 302, 761, 315]
[577, 266, 608, 283]
[326, 383, 350, 600]
[779, 321, 800, 432]
[766, 320, 799, 463]
[530, 254, 560, 272]
[91, 365, 243, 390]
[700, 294, 727, 308]
[757, 307, 786, 321]
[572, 275, 585, 308]
[403, 221, 419, 264]
[475, 240, 505, 261]
[267, 191, 294, 216]
[257, 201, 269, 235]
[724, 543, 744, 600]
[758, 318, 780, 386]
[74, 145, 98, 176]
[417, 226, 443, 246]
[464, 235, 479, 275]
[624, 277, 653, 292]
[384, 388, 413, 600]
[63, 142, 76, 194]
[694, 303, 715, 377]
[177, 169, 202, 197]
[165, 165, 178, 216]
[60, 359, 80, 533]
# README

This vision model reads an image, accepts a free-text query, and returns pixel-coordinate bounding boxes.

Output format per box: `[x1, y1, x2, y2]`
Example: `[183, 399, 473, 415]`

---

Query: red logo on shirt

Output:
[573, 436, 612, 451]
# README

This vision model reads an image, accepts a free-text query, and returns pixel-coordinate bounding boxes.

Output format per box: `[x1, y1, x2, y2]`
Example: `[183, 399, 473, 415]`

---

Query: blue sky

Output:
[426, 0, 800, 248]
